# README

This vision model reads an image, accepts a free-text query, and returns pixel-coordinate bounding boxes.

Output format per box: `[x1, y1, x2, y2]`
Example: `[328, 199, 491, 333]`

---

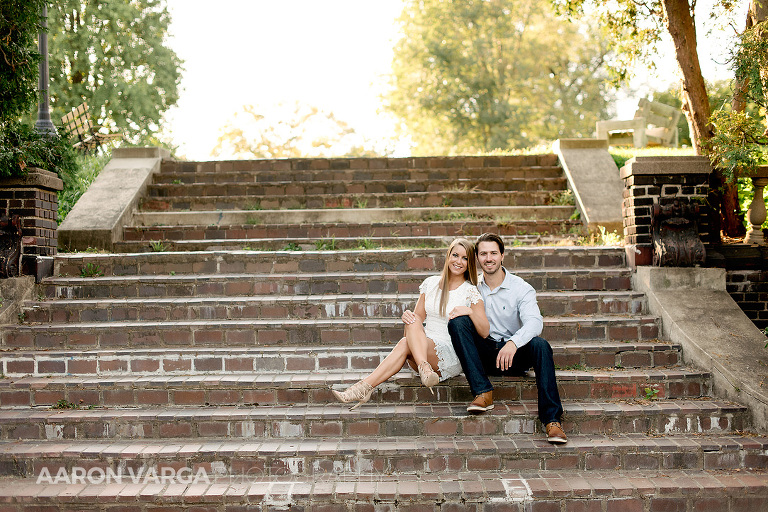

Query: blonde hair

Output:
[437, 238, 478, 317]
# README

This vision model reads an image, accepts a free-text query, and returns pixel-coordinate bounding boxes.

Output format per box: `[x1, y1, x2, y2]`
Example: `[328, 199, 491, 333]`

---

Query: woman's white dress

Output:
[418, 275, 483, 381]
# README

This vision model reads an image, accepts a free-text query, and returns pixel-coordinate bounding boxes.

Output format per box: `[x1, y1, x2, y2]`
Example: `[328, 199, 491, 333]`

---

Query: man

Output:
[448, 233, 567, 444]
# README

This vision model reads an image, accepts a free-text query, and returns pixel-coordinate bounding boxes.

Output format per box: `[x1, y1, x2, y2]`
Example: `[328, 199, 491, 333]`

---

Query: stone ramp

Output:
[3, 154, 767, 509]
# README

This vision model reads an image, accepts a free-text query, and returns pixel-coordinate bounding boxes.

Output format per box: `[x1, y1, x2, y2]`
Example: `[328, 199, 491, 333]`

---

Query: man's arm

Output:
[496, 286, 543, 371]
[508, 287, 543, 348]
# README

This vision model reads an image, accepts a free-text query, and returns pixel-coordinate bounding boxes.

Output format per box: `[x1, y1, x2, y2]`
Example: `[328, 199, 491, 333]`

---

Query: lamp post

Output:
[34, 3, 57, 136]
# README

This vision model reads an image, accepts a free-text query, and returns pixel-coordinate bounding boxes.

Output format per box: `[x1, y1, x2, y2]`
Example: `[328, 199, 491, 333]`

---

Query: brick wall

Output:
[620, 156, 712, 267]
[0, 168, 63, 262]
[727, 270, 768, 330]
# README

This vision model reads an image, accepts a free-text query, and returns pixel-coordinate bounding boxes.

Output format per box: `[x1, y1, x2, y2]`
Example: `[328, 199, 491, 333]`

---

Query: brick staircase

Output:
[0, 155, 766, 510]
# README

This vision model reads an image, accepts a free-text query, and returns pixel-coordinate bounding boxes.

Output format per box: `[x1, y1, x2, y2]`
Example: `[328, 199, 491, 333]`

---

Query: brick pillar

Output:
[620, 156, 712, 267]
[0, 168, 63, 277]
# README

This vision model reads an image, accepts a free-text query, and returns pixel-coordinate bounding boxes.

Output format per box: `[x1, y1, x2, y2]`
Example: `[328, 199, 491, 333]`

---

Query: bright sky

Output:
[163, 0, 742, 160]
[164, 0, 405, 160]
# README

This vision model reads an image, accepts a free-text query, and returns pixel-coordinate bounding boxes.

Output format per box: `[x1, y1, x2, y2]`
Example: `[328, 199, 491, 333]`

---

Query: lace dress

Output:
[418, 275, 483, 381]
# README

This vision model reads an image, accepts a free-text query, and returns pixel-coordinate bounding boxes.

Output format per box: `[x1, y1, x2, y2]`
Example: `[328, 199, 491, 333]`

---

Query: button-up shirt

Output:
[478, 267, 543, 348]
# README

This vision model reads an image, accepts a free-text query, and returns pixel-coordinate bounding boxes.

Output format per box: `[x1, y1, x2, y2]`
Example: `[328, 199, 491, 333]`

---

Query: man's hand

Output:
[401, 309, 418, 325]
[496, 341, 517, 372]
[448, 306, 472, 319]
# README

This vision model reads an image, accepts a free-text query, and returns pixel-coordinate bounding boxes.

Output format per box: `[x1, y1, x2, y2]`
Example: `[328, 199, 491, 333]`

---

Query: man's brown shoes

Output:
[545, 421, 568, 444]
[466, 391, 494, 413]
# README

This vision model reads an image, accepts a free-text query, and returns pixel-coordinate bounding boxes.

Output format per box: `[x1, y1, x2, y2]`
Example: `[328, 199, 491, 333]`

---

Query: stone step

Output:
[0, 368, 710, 408]
[121, 219, 584, 242]
[2, 468, 766, 510]
[146, 177, 569, 197]
[114, 234, 582, 253]
[0, 342, 679, 378]
[0, 400, 744, 441]
[132, 205, 577, 227]
[2, 433, 766, 479]
[20, 291, 648, 324]
[139, 190, 564, 212]
[2, 315, 661, 349]
[53, 247, 626, 276]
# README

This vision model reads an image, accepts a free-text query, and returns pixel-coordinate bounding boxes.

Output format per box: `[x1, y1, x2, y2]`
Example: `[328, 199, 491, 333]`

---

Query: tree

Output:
[46, 0, 182, 144]
[552, 0, 759, 236]
[0, 1, 77, 179]
[384, 0, 615, 155]
[0, 0, 44, 124]
[211, 102, 381, 159]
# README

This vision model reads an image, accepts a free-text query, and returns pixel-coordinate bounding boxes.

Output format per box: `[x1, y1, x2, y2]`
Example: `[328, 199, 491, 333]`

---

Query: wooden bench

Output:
[596, 98, 681, 148]
[61, 102, 122, 153]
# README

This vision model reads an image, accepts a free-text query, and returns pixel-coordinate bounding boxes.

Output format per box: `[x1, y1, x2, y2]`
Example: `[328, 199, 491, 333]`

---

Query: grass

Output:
[608, 146, 696, 170]
[58, 152, 112, 224]
[314, 237, 338, 250]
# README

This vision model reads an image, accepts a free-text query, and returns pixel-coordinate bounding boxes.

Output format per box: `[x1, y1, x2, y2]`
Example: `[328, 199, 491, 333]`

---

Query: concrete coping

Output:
[58, 146, 169, 251]
[620, 156, 712, 179]
[0, 167, 63, 191]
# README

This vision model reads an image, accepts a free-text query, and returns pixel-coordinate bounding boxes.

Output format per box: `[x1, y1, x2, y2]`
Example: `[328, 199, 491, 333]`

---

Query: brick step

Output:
[39, 270, 632, 302]
[161, 154, 560, 173]
[114, 234, 582, 253]
[139, 190, 564, 212]
[159, 158, 563, 181]
[121, 219, 584, 242]
[0, 342, 678, 378]
[20, 291, 648, 324]
[132, 205, 577, 227]
[3, 433, 766, 479]
[53, 246, 626, 275]
[2, 468, 766, 510]
[0, 399, 744, 441]
[0, 368, 710, 408]
[146, 177, 569, 197]
[2, 315, 661, 350]
[154, 167, 566, 184]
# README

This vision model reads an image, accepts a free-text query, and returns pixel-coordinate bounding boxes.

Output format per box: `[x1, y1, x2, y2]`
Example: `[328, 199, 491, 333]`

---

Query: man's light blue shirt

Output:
[478, 267, 543, 348]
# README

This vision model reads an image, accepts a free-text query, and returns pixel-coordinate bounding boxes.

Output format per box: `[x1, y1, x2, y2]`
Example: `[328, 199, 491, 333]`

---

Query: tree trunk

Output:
[661, 0, 743, 237]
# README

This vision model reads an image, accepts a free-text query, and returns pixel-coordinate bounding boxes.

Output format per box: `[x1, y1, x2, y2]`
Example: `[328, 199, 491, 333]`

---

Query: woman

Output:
[332, 238, 490, 409]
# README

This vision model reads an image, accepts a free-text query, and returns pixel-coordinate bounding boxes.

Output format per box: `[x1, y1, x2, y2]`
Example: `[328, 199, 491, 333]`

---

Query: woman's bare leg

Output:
[362, 337, 410, 388]
[404, 321, 431, 366]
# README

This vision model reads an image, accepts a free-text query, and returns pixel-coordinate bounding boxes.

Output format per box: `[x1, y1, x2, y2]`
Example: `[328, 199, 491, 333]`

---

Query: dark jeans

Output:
[448, 316, 563, 425]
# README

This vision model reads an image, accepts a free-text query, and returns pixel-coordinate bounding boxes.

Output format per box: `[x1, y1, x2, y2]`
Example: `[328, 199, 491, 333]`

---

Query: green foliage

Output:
[0, 1, 44, 122]
[150, 240, 168, 252]
[552, 0, 665, 85]
[58, 152, 110, 223]
[643, 387, 660, 401]
[314, 237, 338, 251]
[357, 238, 378, 250]
[52, 399, 79, 410]
[578, 226, 623, 246]
[386, 0, 614, 154]
[705, 21, 768, 182]
[46, 0, 182, 144]
[0, 122, 79, 179]
[282, 242, 302, 251]
[652, 80, 744, 148]
[549, 189, 574, 206]
[80, 263, 103, 278]
[212, 102, 381, 158]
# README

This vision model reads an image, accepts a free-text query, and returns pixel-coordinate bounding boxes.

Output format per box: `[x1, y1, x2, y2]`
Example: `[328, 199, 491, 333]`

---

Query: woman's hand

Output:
[448, 306, 472, 319]
[401, 309, 419, 325]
